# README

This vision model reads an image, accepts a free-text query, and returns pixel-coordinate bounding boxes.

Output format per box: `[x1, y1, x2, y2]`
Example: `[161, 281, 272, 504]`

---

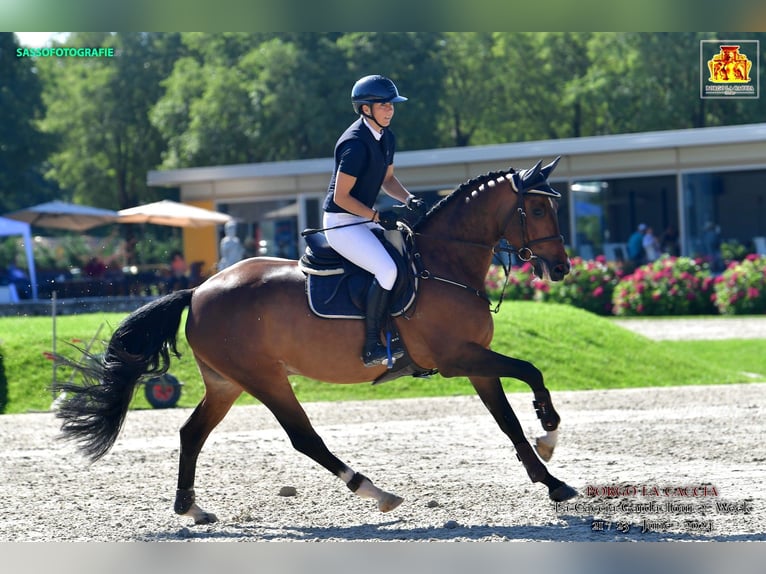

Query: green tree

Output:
[336, 32, 446, 152]
[40, 32, 183, 210]
[486, 32, 595, 144]
[153, 32, 448, 167]
[597, 32, 708, 132]
[438, 32, 502, 147]
[38, 32, 183, 263]
[153, 33, 349, 167]
[568, 32, 766, 135]
[0, 33, 57, 212]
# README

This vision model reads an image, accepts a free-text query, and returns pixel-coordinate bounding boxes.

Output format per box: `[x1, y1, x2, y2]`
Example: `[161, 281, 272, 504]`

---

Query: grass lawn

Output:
[0, 302, 763, 414]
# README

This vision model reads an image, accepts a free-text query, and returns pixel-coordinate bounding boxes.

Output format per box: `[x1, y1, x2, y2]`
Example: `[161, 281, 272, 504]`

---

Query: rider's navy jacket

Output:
[323, 118, 396, 213]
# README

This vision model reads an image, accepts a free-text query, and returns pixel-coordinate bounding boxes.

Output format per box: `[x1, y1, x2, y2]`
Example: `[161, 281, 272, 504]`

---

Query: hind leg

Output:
[175, 361, 242, 524]
[254, 372, 403, 512]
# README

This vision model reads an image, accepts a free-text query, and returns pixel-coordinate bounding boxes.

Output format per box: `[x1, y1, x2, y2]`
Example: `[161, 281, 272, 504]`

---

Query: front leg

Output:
[469, 374, 577, 502]
[440, 343, 561, 445]
[435, 341, 575, 501]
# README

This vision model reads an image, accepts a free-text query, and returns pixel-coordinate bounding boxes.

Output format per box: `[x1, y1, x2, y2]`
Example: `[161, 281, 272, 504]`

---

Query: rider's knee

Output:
[376, 264, 397, 291]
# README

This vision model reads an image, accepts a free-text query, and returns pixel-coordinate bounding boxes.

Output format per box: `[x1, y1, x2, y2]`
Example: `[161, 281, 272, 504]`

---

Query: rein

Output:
[411, 234, 509, 314]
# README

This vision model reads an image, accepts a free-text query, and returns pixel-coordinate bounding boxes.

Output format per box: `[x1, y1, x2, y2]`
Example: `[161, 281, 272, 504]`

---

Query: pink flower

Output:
[747, 287, 759, 299]
[593, 286, 604, 297]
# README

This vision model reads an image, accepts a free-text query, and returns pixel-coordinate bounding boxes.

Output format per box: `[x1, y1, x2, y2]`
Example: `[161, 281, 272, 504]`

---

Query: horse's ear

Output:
[541, 156, 561, 179]
[511, 158, 562, 195]
[529, 160, 543, 180]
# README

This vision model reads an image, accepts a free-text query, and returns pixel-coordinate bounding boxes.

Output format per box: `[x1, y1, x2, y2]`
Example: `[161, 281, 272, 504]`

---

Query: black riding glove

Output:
[406, 195, 428, 217]
[377, 210, 399, 230]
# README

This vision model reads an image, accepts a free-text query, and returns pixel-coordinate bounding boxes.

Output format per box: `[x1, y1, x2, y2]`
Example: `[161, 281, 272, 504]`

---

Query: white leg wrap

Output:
[340, 468, 404, 512]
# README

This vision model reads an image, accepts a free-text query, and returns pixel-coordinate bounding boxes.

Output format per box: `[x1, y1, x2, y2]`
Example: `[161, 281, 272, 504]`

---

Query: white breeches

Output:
[323, 211, 398, 291]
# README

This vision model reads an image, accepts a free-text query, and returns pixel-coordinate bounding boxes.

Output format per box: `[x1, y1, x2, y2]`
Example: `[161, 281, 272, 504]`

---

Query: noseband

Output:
[497, 187, 564, 263]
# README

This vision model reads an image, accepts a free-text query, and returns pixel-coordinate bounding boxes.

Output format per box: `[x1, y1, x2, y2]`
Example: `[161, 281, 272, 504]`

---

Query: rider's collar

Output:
[362, 117, 384, 141]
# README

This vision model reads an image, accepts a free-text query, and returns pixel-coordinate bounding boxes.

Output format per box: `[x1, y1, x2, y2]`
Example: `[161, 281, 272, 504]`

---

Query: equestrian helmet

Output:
[351, 75, 407, 114]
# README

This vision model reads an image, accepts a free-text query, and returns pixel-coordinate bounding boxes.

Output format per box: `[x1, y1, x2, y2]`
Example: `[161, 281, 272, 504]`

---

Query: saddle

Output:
[298, 228, 436, 384]
[299, 228, 417, 319]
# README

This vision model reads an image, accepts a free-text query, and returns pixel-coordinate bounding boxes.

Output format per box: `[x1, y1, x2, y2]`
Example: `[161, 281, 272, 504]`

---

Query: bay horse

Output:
[55, 157, 577, 525]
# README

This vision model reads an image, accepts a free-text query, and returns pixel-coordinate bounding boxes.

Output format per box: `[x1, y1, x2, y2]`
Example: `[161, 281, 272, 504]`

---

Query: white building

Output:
[148, 123, 766, 274]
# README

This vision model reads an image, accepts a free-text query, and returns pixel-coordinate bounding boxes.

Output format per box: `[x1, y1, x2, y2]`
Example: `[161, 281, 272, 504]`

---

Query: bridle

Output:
[409, 178, 564, 313]
[496, 186, 564, 262]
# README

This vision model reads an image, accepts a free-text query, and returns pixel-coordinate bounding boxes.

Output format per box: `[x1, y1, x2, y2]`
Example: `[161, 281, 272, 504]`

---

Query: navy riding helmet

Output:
[351, 75, 408, 115]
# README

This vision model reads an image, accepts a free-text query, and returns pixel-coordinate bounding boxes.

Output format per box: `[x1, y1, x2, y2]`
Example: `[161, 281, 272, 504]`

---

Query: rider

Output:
[322, 74, 427, 368]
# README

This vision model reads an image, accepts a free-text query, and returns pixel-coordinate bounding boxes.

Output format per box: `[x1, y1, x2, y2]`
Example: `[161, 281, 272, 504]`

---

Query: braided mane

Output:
[414, 167, 515, 231]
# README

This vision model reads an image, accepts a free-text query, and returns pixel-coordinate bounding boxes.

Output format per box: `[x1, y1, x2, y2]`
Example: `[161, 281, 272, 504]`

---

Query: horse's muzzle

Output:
[535, 258, 570, 281]
[550, 259, 571, 281]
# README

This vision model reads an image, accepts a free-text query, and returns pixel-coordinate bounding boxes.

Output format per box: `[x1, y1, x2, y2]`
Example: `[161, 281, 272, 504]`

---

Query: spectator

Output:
[627, 223, 647, 268]
[660, 225, 680, 256]
[218, 220, 245, 271]
[702, 221, 724, 273]
[166, 251, 189, 292]
[642, 226, 661, 262]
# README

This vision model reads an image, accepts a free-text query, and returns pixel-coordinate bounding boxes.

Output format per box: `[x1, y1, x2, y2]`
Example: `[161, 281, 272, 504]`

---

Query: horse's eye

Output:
[532, 207, 546, 217]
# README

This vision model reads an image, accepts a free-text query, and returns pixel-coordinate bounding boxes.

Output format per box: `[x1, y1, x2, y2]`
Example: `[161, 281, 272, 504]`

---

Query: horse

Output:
[54, 157, 577, 525]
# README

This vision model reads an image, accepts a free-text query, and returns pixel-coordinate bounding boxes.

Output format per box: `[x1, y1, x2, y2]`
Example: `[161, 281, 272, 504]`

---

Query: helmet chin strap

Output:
[361, 105, 386, 132]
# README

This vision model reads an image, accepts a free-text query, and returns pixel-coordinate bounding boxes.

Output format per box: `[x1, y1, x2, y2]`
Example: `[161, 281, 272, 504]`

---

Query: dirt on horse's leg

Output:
[175, 365, 242, 525]
[469, 376, 577, 502]
[257, 381, 403, 513]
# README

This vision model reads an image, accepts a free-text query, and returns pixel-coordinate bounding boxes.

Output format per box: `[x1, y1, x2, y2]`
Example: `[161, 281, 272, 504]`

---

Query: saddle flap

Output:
[301, 229, 417, 319]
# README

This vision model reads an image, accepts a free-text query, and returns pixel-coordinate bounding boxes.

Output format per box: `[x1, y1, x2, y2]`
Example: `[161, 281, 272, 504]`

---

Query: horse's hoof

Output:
[185, 503, 219, 525]
[378, 493, 404, 513]
[549, 483, 578, 502]
[193, 511, 218, 525]
[535, 437, 555, 462]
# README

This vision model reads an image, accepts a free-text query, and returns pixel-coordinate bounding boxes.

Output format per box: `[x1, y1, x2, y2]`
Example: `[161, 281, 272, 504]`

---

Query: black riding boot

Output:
[362, 280, 404, 367]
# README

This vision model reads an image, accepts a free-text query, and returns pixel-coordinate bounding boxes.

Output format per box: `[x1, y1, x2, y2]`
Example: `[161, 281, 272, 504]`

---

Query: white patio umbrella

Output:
[117, 200, 233, 228]
[4, 200, 119, 231]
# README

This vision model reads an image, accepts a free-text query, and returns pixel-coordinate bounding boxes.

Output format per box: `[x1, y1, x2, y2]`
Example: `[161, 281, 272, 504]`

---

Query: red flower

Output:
[593, 286, 604, 297]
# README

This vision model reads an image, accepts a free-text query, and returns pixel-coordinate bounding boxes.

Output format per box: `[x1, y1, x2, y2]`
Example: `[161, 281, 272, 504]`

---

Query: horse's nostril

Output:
[553, 263, 570, 278]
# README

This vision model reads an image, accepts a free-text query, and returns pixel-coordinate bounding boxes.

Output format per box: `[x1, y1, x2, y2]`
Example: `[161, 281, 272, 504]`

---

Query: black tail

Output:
[53, 289, 194, 461]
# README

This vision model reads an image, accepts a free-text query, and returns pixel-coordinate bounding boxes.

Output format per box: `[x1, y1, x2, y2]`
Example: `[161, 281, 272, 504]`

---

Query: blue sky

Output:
[14, 32, 69, 47]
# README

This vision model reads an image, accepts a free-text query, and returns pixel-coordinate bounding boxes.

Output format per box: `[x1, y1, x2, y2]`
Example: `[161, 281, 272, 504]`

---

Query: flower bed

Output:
[611, 256, 717, 316]
[485, 256, 624, 315]
[485, 261, 545, 302]
[713, 255, 766, 315]
[486, 254, 766, 316]
[545, 256, 624, 315]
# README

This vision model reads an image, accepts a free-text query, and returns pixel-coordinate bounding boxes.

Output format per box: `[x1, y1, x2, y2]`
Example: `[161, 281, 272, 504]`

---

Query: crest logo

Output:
[707, 45, 752, 83]
[701, 40, 759, 99]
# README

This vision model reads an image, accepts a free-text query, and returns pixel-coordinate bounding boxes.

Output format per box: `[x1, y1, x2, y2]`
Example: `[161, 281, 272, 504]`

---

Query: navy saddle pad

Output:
[299, 230, 417, 319]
